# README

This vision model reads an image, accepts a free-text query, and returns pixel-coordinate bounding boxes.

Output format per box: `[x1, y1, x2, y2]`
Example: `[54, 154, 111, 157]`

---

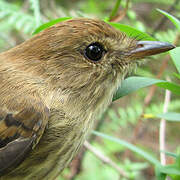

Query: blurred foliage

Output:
[0, 0, 180, 180]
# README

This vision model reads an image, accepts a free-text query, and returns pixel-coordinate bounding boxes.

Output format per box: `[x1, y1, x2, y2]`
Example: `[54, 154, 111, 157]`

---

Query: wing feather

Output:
[0, 99, 49, 174]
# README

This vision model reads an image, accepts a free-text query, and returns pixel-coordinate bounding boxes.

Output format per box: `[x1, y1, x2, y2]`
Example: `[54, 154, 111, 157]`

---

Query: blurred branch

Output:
[0, 34, 16, 48]
[49, 0, 62, 18]
[109, 0, 130, 22]
[159, 77, 171, 166]
[30, 0, 42, 27]
[109, 0, 122, 20]
[110, 0, 130, 22]
[84, 141, 128, 178]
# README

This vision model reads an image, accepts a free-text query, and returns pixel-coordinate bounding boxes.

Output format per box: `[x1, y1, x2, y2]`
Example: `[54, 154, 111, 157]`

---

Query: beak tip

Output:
[161, 41, 176, 50]
[169, 44, 176, 50]
[131, 41, 176, 58]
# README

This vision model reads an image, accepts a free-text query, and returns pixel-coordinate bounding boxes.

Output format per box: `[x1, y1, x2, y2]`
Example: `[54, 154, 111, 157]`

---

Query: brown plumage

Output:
[0, 18, 175, 179]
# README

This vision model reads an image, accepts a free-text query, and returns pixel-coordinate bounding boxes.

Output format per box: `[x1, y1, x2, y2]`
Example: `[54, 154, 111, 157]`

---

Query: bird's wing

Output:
[0, 97, 49, 174]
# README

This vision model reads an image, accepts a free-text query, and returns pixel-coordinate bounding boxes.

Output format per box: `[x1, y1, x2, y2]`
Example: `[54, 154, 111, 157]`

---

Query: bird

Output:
[0, 18, 175, 179]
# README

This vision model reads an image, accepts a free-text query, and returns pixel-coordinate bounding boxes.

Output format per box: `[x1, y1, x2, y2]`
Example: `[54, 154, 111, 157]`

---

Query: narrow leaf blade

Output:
[113, 77, 180, 101]
[93, 131, 160, 165]
[170, 47, 180, 74]
[157, 9, 180, 31]
[109, 22, 155, 41]
[156, 112, 180, 122]
[32, 17, 72, 35]
[113, 77, 164, 100]
[156, 81, 180, 95]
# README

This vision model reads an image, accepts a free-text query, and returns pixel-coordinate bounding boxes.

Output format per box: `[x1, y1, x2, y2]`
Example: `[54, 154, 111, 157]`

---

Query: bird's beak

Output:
[128, 41, 175, 58]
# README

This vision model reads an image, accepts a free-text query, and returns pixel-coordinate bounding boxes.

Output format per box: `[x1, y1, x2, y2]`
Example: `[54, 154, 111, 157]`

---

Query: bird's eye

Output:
[84, 42, 106, 61]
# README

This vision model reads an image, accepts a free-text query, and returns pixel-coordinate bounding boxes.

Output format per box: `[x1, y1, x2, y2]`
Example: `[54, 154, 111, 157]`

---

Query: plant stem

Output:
[109, 0, 122, 20]
[159, 77, 171, 165]
[84, 141, 128, 178]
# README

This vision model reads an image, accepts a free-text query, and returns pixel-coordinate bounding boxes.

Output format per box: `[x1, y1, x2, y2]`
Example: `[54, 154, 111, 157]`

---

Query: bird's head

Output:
[8, 18, 175, 113]
[36, 18, 174, 90]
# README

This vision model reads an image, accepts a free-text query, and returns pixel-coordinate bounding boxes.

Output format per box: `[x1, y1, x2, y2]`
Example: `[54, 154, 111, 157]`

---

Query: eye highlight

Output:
[84, 42, 106, 62]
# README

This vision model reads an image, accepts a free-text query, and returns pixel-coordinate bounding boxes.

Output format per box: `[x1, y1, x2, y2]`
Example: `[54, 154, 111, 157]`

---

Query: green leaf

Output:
[155, 166, 167, 180]
[157, 165, 180, 175]
[156, 81, 180, 95]
[32, 17, 72, 35]
[157, 9, 180, 31]
[113, 77, 161, 100]
[170, 47, 180, 74]
[173, 73, 180, 80]
[113, 77, 180, 101]
[93, 131, 160, 165]
[177, 155, 180, 168]
[156, 112, 180, 122]
[156, 154, 180, 179]
[109, 22, 155, 41]
[160, 151, 178, 158]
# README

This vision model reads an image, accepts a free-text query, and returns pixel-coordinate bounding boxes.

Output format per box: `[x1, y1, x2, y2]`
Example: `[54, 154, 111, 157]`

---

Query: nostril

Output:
[137, 44, 144, 48]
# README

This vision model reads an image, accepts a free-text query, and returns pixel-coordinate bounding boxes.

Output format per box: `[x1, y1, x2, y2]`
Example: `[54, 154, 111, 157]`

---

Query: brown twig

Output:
[84, 141, 129, 178]
[109, 0, 130, 22]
